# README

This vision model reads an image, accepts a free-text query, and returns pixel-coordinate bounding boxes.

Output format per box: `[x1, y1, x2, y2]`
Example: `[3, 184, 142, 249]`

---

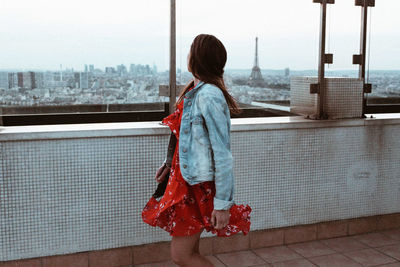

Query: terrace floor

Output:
[136, 227, 400, 267]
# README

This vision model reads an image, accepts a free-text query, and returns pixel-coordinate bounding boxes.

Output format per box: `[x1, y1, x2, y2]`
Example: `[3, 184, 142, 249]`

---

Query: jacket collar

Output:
[184, 81, 205, 99]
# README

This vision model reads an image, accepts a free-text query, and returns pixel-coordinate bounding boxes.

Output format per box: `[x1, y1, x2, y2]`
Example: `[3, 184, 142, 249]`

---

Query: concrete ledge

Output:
[0, 113, 399, 141]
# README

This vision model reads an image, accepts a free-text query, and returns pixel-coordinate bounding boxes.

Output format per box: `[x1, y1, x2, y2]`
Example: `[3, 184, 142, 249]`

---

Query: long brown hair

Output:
[175, 34, 242, 114]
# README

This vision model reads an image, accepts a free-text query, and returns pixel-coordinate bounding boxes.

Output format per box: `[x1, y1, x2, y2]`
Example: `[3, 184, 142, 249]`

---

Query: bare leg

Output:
[194, 235, 200, 254]
[171, 228, 213, 267]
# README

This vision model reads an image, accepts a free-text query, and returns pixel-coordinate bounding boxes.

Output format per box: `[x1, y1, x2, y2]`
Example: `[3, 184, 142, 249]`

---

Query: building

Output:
[105, 67, 116, 75]
[129, 64, 152, 76]
[43, 71, 54, 88]
[17, 71, 37, 89]
[285, 67, 290, 77]
[80, 72, 89, 89]
[0, 72, 9, 89]
[44, 71, 67, 89]
[116, 64, 127, 76]
[89, 64, 94, 73]
[8, 73, 18, 88]
[130, 64, 136, 74]
[73, 72, 79, 88]
[17, 72, 24, 88]
[34, 72, 44, 88]
[74, 72, 89, 89]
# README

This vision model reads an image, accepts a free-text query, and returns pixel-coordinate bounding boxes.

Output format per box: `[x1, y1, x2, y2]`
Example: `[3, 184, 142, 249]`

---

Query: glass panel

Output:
[177, 0, 400, 116]
[365, 0, 400, 104]
[324, 0, 361, 77]
[177, 0, 321, 116]
[0, 0, 169, 120]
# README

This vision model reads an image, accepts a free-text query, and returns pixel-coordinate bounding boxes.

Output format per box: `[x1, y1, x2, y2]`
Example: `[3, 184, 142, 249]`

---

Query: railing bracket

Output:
[355, 0, 375, 7]
[353, 54, 362, 65]
[324, 54, 333, 64]
[364, 83, 372, 93]
[310, 83, 320, 94]
[313, 0, 335, 4]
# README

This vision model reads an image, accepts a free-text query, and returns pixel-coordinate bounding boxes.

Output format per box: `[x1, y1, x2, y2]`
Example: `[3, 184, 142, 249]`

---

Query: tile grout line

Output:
[250, 245, 305, 266]
[352, 232, 400, 249]
[213, 254, 228, 267]
[131, 246, 134, 267]
[335, 235, 400, 266]
[340, 227, 400, 264]
[339, 249, 370, 266]
[281, 242, 319, 266]
[372, 245, 400, 264]
[379, 228, 400, 241]
[247, 232, 250, 252]
[248, 249, 269, 265]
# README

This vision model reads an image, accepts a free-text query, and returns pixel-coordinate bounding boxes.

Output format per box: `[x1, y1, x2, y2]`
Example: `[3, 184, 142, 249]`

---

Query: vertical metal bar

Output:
[359, 1, 368, 80]
[360, 1, 368, 117]
[317, 1, 328, 119]
[169, 0, 176, 115]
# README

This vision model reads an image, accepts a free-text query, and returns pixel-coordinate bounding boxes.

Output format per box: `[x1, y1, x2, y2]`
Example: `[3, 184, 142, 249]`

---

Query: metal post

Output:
[169, 0, 176, 115]
[353, 0, 375, 118]
[311, 0, 334, 120]
[360, 0, 368, 118]
[359, 2, 368, 80]
[317, 1, 327, 119]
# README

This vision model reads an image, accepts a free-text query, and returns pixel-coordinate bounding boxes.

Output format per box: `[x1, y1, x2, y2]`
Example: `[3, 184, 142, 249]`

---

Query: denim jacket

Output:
[177, 81, 235, 210]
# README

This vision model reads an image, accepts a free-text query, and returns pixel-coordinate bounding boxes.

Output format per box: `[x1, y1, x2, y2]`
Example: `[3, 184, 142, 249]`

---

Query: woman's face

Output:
[187, 51, 192, 73]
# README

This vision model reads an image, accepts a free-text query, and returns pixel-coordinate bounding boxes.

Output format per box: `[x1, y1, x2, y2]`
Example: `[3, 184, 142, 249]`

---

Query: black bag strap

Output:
[165, 132, 177, 167]
[164, 81, 205, 167]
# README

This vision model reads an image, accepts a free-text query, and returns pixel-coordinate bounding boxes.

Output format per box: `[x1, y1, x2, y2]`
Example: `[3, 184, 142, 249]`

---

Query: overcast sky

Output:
[0, 0, 398, 71]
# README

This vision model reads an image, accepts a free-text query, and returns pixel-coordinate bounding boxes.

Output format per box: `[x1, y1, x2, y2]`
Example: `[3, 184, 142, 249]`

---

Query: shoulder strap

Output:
[165, 132, 177, 167]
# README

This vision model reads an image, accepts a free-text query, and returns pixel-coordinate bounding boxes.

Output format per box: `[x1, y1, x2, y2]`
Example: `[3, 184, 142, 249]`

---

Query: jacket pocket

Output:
[190, 115, 211, 147]
[190, 142, 214, 176]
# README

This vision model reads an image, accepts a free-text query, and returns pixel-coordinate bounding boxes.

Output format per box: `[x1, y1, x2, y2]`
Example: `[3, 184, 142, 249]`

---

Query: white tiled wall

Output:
[1, 120, 399, 261]
[290, 77, 364, 119]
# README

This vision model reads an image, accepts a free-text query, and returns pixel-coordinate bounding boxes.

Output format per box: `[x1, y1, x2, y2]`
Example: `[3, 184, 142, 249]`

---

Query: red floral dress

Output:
[142, 86, 252, 237]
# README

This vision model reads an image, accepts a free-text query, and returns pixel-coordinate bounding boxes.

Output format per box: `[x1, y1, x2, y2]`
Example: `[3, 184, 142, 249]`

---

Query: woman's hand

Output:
[211, 209, 230, 229]
[155, 163, 170, 183]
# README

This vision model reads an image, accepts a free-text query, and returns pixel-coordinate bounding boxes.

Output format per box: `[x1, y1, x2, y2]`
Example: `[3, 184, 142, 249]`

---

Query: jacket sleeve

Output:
[198, 90, 235, 210]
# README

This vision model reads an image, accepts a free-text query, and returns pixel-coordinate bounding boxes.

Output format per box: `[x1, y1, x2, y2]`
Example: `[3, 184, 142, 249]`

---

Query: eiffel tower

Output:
[248, 37, 264, 87]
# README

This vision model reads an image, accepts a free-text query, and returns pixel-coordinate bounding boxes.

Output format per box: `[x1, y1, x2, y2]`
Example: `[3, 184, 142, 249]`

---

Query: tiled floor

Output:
[135, 228, 400, 267]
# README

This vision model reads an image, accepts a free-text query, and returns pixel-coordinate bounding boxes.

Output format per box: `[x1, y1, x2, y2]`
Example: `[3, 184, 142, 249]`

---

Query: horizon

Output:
[0, 67, 399, 73]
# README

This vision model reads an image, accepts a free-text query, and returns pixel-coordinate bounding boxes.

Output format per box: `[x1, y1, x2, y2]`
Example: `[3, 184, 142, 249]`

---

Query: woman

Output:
[142, 34, 251, 267]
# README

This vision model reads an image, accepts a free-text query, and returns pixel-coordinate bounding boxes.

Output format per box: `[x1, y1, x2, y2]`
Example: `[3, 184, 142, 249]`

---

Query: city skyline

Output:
[2, 65, 400, 73]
